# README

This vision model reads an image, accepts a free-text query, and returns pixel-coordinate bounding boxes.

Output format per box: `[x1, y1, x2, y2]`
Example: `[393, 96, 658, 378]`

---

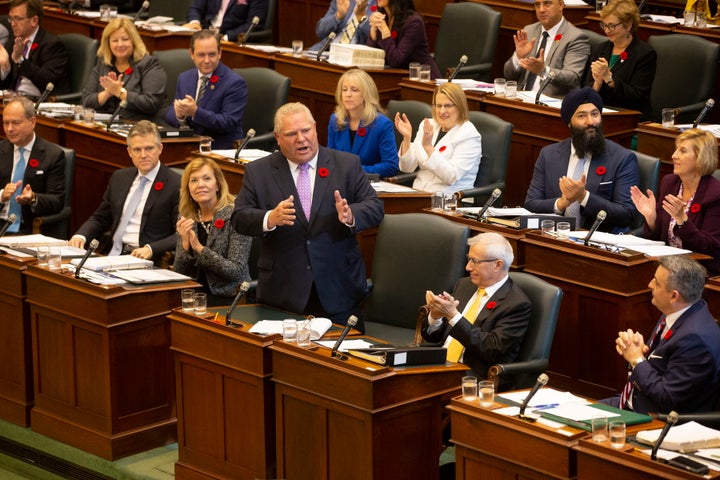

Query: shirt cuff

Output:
[262, 210, 276, 232]
[448, 311, 463, 327]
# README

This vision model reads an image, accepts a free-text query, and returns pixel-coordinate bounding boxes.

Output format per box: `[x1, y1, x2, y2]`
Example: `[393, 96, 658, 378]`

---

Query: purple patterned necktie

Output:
[297, 163, 312, 221]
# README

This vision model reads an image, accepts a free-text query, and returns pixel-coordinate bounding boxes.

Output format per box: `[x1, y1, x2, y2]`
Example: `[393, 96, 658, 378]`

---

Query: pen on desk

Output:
[532, 403, 559, 410]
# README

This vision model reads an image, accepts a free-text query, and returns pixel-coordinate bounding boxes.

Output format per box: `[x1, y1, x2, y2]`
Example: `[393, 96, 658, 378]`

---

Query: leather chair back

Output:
[55, 34, 99, 103]
[385, 99, 432, 149]
[152, 49, 195, 109]
[434, 2, 501, 82]
[245, 0, 276, 44]
[33, 147, 75, 239]
[630, 152, 660, 233]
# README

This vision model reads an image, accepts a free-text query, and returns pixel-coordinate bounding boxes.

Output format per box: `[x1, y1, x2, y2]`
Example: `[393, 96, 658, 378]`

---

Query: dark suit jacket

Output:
[0, 28, 69, 95]
[81, 54, 167, 121]
[629, 299, 720, 414]
[231, 146, 384, 316]
[74, 164, 180, 262]
[327, 112, 398, 178]
[0, 137, 65, 234]
[422, 277, 532, 391]
[643, 174, 720, 275]
[524, 138, 639, 232]
[165, 62, 246, 149]
[186, 0, 269, 42]
[366, 12, 441, 79]
[313, 0, 371, 49]
[584, 36, 657, 121]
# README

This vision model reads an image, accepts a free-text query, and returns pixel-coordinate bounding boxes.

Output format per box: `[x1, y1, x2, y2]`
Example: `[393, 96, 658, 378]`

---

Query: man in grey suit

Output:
[503, 0, 589, 98]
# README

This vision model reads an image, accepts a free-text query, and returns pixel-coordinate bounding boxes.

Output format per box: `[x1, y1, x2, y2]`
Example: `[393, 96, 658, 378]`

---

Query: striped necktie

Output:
[341, 17, 358, 44]
[196, 76, 209, 104]
[619, 317, 666, 409]
[446, 288, 486, 363]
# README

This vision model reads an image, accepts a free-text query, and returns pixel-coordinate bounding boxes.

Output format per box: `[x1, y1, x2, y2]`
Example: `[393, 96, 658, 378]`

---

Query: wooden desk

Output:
[219, 43, 277, 69]
[273, 54, 406, 142]
[521, 232, 658, 399]
[271, 340, 466, 480]
[636, 122, 720, 177]
[0, 253, 35, 427]
[399, 78, 486, 111]
[24, 265, 198, 459]
[585, 12, 675, 42]
[575, 437, 720, 479]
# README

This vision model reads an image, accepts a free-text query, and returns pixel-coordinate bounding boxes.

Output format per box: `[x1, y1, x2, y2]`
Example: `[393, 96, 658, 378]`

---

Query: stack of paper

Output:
[0, 234, 66, 247]
[636, 421, 720, 451]
[70, 256, 152, 272]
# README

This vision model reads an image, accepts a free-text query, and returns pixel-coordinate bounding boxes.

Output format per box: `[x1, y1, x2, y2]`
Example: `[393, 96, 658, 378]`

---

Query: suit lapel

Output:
[475, 280, 511, 327]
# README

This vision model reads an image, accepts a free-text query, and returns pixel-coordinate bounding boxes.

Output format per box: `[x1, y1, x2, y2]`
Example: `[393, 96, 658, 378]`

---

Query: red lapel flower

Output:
[690, 203, 701, 214]
[370, 5, 377, 11]
[318, 167, 329, 177]
[619, 51, 628, 62]
[153, 181, 164, 191]
[554, 34, 563, 42]
[209, 75, 219, 84]
[486, 301, 497, 310]
[439, 145, 447, 152]
[595, 166, 606, 175]
[214, 219, 225, 229]
[357, 127, 367, 136]
[663, 329, 673, 341]
[30, 42, 38, 51]
[391, 30, 397, 39]
[124, 67, 133, 76]
[28, 159, 39, 168]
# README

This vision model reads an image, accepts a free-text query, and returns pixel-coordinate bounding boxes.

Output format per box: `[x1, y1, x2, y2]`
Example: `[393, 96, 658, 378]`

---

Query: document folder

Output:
[347, 346, 447, 366]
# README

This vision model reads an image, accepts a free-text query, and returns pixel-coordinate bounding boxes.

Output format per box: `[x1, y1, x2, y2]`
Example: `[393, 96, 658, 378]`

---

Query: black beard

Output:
[570, 123, 606, 158]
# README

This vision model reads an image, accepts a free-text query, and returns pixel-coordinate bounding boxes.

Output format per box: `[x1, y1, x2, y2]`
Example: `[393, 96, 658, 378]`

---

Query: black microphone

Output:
[476, 188, 502, 219]
[447, 54, 468, 82]
[0, 213, 16, 237]
[693, 98, 715, 128]
[331, 315, 358, 357]
[583, 209, 607, 246]
[34, 82, 54, 110]
[133, 1, 151, 23]
[239, 16, 261, 46]
[225, 281, 251, 326]
[535, 71, 555, 105]
[316, 32, 336, 62]
[74, 238, 99, 278]
[519, 373, 549, 417]
[106, 100, 128, 131]
[651, 410, 679, 461]
[234, 128, 256, 161]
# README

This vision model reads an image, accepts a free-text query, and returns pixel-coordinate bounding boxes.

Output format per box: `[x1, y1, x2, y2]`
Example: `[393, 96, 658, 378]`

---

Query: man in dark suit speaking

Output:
[231, 102, 384, 325]
[69, 121, 180, 264]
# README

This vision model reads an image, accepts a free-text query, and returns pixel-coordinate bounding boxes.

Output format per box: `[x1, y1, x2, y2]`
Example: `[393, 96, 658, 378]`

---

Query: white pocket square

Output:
[599, 181, 613, 185]
[36, 170, 44, 175]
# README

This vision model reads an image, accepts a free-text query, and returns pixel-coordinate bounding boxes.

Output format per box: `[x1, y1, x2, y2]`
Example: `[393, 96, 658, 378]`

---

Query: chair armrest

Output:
[487, 358, 548, 382]
[53, 93, 82, 103]
[455, 182, 504, 206]
[246, 29, 272, 44]
[245, 132, 277, 152]
[457, 63, 493, 82]
[32, 207, 71, 234]
[383, 172, 417, 187]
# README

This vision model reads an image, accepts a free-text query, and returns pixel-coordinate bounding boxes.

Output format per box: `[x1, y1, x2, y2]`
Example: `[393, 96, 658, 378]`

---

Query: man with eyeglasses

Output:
[422, 232, 531, 391]
[165, 29, 246, 149]
[503, 0, 589, 97]
[525, 87, 638, 232]
[69, 121, 180, 264]
[0, 0, 68, 98]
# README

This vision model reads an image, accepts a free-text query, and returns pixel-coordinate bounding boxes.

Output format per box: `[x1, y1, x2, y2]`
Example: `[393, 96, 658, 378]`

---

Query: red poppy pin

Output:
[318, 167, 329, 178]
[209, 75, 219, 83]
[124, 67, 133, 76]
[439, 145, 447, 152]
[28, 158, 39, 168]
[30, 42, 38, 51]
[663, 329, 673, 341]
[486, 301, 497, 310]
[391, 30, 398, 39]
[214, 219, 225, 229]
[370, 5, 377, 10]
[690, 203, 701, 214]
[554, 34, 563, 42]
[153, 181, 164, 191]
[357, 127, 367, 137]
[595, 166, 606, 175]
[619, 51, 628, 62]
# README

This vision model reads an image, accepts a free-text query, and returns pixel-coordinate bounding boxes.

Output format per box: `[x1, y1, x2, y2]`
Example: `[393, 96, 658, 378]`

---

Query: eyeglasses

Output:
[467, 257, 498, 265]
[433, 103, 456, 110]
[8, 16, 30, 23]
[599, 21, 622, 31]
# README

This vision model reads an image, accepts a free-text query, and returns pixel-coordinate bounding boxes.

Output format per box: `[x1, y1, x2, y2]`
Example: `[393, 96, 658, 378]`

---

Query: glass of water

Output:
[181, 289, 195, 313]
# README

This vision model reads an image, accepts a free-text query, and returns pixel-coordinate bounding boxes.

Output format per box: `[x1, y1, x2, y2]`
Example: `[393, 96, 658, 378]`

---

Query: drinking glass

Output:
[609, 420, 626, 449]
[36, 246, 50, 268]
[431, 192, 444, 211]
[662, 108, 675, 128]
[479, 380, 494, 408]
[181, 289, 195, 313]
[556, 221, 571, 235]
[199, 136, 212, 153]
[493, 78, 506, 96]
[541, 220, 555, 235]
[193, 293, 207, 316]
[419, 64, 431, 82]
[462, 376, 478, 402]
[49, 248, 62, 271]
[409, 62, 421, 81]
[292, 40, 303, 57]
[282, 319, 297, 342]
[296, 320, 312, 347]
[591, 416, 609, 443]
[505, 80, 518, 99]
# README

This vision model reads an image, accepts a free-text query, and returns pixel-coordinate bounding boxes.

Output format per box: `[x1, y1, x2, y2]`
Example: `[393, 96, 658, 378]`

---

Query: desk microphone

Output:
[106, 100, 128, 131]
[476, 188, 502, 219]
[693, 98, 715, 128]
[0, 214, 16, 237]
[535, 71, 555, 105]
[34, 82, 54, 110]
[133, 0, 151, 22]
[240, 16, 260, 46]
[74, 239, 99, 278]
[316, 32, 336, 62]
[651, 410, 678, 461]
[234, 128, 256, 161]
[225, 281, 251, 326]
[583, 209, 606, 246]
[447, 54, 468, 83]
[331, 315, 358, 357]
[519, 373, 549, 417]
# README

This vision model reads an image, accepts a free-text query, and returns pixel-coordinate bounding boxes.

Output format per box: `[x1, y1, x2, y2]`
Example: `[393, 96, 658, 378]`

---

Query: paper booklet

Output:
[70, 255, 153, 272]
[0, 234, 66, 247]
[636, 421, 720, 451]
[249, 318, 332, 340]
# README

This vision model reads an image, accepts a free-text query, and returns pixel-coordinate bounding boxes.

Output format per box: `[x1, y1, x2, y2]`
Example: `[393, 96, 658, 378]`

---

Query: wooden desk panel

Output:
[219, 43, 276, 69]
[399, 78, 486, 111]
[636, 122, 720, 178]
[0, 254, 35, 427]
[25, 265, 198, 459]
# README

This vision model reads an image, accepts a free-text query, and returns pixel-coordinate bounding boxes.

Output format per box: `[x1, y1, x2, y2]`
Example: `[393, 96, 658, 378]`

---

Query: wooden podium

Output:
[24, 265, 198, 460]
[0, 253, 36, 426]
[271, 341, 466, 480]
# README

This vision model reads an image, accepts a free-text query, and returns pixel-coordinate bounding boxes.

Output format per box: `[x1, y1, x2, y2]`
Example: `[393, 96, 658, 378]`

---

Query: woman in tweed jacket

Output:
[174, 157, 252, 305]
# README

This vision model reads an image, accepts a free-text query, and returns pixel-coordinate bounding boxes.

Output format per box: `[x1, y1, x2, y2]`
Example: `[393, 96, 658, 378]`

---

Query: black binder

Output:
[347, 346, 447, 366]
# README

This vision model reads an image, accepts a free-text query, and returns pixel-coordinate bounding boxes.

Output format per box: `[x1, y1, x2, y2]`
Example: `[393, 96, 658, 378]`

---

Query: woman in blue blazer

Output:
[327, 69, 398, 178]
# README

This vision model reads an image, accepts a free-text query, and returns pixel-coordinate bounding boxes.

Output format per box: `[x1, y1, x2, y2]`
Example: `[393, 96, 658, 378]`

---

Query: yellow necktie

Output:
[446, 288, 486, 363]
